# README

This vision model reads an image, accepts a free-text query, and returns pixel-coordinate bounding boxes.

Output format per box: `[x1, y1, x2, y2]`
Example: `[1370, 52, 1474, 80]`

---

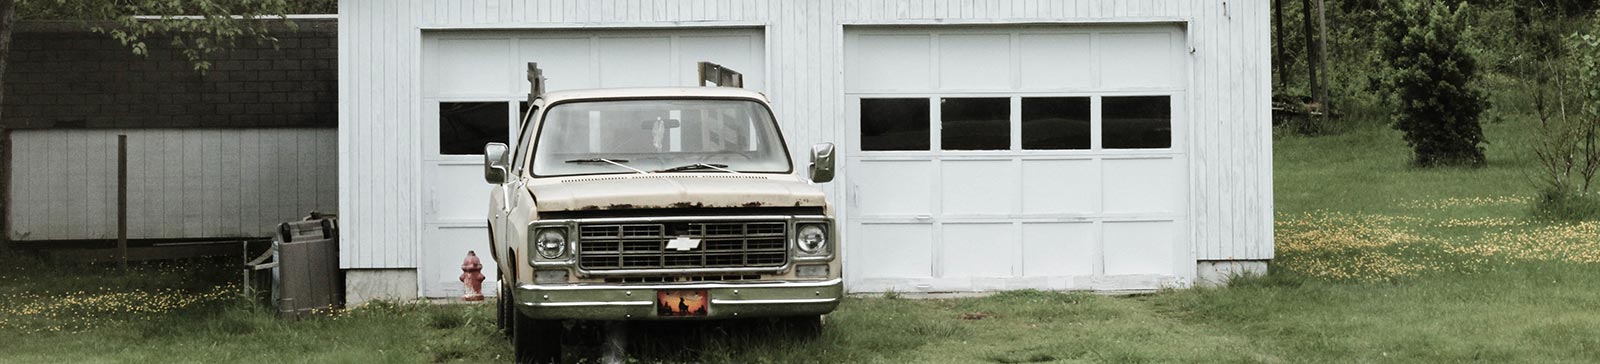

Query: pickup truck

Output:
[483, 63, 841, 363]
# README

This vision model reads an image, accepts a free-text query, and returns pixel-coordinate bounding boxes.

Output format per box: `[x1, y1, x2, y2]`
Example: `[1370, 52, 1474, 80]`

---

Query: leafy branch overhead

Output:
[15, 0, 334, 72]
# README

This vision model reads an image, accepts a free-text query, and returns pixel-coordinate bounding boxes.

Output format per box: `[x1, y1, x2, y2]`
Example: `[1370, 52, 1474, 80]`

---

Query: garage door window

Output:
[439, 101, 510, 155]
[941, 98, 1010, 150]
[1102, 96, 1172, 149]
[1021, 97, 1091, 150]
[860, 98, 931, 151]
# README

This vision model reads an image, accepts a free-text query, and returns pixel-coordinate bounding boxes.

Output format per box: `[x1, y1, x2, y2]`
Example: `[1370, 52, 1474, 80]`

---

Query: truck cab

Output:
[482, 63, 840, 363]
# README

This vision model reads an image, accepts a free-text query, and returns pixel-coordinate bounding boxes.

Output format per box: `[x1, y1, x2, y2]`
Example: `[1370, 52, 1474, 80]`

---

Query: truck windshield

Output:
[531, 99, 792, 177]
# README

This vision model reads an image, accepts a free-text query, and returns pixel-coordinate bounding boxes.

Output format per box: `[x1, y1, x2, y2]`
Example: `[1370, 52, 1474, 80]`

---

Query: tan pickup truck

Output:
[483, 63, 840, 363]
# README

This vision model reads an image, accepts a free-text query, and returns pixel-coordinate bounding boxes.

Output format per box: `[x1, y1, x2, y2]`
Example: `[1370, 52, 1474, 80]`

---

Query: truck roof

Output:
[540, 87, 769, 104]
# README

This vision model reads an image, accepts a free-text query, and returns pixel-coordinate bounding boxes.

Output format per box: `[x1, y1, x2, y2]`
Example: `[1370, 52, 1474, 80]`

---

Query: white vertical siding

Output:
[338, 0, 1271, 270]
[7, 128, 337, 241]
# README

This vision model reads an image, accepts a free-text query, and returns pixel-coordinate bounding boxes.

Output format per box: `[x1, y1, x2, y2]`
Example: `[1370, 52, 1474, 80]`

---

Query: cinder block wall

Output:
[1, 19, 337, 129]
[1, 19, 339, 242]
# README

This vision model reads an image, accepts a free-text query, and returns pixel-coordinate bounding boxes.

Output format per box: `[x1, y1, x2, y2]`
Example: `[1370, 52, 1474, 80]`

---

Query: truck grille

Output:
[576, 221, 788, 272]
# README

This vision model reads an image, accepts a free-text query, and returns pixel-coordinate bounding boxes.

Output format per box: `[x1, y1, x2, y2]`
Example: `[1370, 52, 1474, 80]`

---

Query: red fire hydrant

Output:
[460, 251, 486, 301]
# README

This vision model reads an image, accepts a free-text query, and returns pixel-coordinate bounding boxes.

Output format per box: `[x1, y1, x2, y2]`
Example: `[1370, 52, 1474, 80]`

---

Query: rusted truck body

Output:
[483, 63, 839, 362]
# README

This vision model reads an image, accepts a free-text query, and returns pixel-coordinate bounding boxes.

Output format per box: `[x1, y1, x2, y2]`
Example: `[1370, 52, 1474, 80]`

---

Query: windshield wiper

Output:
[654, 163, 737, 173]
[564, 158, 649, 174]
[564, 158, 630, 164]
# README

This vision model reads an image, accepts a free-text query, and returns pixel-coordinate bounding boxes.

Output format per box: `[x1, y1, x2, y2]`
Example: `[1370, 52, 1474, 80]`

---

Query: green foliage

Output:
[13, 0, 333, 72]
[1527, 13, 1600, 220]
[1373, 0, 1489, 167]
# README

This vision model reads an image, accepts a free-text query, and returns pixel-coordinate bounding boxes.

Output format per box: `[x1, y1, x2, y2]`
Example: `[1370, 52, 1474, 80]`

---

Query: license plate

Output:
[656, 290, 709, 317]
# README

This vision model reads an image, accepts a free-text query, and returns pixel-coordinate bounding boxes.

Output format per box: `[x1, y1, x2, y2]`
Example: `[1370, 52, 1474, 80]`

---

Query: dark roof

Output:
[1, 19, 337, 129]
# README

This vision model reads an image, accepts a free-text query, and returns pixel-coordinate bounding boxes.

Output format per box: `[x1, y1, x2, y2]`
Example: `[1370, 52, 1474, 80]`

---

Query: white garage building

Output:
[338, 0, 1272, 301]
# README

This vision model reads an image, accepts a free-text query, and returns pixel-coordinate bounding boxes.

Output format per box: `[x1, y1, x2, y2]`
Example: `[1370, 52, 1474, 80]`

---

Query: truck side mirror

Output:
[809, 143, 836, 183]
[484, 143, 510, 184]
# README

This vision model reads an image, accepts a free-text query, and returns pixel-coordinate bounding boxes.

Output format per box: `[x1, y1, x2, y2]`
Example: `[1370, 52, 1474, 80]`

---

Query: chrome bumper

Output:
[513, 279, 843, 320]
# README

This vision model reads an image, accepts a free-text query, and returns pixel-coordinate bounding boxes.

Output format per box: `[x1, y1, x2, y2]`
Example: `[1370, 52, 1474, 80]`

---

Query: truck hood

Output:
[528, 174, 827, 212]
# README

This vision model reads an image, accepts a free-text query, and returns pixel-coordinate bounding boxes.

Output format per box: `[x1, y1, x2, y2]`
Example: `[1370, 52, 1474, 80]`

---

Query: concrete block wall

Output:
[0, 19, 337, 129]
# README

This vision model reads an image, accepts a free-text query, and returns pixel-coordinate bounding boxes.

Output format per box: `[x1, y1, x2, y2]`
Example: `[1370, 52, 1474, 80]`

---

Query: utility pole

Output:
[1301, 0, 1320, 105]
[1274, 0, 1288, 89]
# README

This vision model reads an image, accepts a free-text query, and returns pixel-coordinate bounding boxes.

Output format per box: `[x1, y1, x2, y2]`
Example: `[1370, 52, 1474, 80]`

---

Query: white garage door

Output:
[418, 28, 765, 297]
[843, 25, 1188, 292]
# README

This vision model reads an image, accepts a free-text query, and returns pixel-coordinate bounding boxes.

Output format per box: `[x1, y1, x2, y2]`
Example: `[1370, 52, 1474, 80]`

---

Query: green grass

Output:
[4, 110, 1600, 363]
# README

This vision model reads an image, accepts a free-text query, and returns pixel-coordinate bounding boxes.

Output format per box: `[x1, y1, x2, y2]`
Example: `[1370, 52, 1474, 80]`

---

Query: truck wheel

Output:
[496, 280, 510, 336]
[780, 315, 824, 340]
[511, 303, 561, 364]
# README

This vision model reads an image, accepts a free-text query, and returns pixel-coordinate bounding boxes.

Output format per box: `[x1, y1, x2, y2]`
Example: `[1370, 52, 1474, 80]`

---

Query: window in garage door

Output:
[438, 101, 512, 155]
[857, 95, 1173, 151]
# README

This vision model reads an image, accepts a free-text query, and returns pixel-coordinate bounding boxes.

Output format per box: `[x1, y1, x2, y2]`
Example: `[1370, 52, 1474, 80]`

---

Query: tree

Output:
[0, 0, 334, 121]
[1374, 0, 1488, 167]
[1528, 17, 1600, 218]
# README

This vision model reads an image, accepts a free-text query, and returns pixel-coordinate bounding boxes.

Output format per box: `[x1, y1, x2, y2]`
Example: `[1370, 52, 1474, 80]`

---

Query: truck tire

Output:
[496, 279, 510, 336]
[511, 301, 561, 364]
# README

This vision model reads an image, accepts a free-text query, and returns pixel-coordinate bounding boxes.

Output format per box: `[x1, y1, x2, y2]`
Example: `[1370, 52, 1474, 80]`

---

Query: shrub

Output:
[1373, 0, 1489, 167]
[1529, 13, 1600, 220]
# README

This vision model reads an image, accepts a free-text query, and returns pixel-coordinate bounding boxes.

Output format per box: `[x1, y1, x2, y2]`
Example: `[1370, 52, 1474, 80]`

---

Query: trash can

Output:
[272, 215, 342, 319]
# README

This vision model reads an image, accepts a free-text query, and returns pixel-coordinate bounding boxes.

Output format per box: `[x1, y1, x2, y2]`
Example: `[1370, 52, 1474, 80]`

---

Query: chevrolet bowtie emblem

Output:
[666, 236, 702, 251]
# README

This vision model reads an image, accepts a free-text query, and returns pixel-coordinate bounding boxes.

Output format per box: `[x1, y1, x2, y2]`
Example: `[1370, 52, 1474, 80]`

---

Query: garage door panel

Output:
[1103, 221, 1175, 275]
[1099, 32, 1178, 88]
[429, 163, 497, 222]
[677, 35, 764, 90]
[853, 223, 934, 279]
[853, 160, 933, 215]
[598, 37, 672, 87]
[1102, 158, 1181, 214]
[1020, 159, 1098, 214]
[421, 226, 499, 298]
[1022, 222, 1095, 277]
[938, 34, 1012, 90]
[429, 39, 512, 95]
[942, 160, 1014, 215]
[420, 28, 766, 297]
[1019, 33, 1093, 90]
[942, 223, 1015, 277]
[844, 25, 1187, 292]
[850, 34, 932, 91]
[518, 38, 596, 92]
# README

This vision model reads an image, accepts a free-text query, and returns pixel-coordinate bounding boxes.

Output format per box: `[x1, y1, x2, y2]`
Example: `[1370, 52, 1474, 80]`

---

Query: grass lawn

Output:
[4, 116, 1600, 363]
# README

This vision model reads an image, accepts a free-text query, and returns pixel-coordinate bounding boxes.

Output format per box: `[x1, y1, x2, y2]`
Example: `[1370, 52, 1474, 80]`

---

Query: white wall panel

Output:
[7, 129, 337, 241]
[341, 0, 1272, 285]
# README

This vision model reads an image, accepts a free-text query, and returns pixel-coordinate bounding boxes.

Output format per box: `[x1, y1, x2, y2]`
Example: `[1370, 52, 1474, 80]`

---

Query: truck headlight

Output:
[796, 224, 828, 254]
[534, 228, 568, 259]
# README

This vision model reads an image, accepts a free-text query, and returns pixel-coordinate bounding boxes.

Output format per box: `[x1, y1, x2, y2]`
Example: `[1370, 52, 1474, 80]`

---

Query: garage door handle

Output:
[915, 215, 932, 221]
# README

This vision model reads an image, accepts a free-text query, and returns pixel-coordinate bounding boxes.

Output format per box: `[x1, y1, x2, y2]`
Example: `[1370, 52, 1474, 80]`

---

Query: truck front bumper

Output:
[513, 278, 842, 320]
